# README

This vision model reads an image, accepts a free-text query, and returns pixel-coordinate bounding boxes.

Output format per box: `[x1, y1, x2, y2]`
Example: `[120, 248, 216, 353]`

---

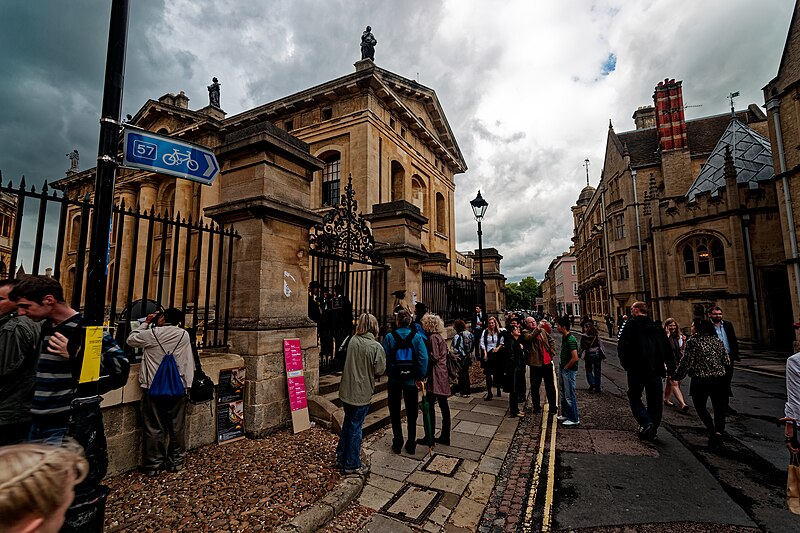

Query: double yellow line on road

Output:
[522, 366, 558, 532]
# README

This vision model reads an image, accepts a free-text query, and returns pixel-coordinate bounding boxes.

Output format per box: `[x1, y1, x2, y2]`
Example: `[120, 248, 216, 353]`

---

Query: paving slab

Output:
[430, 475, 469, 494]
[449, 497, 486, 529]
[453, 420, 481, 435]
[484, 438, 511, 459]
[448, 431, 492, 453]
[477, 455, 503, 475]
[475, 423, 497, 438]
[470, 404, 509, 417]
[465, 472, 495, 504]
[383, 485, 441, 523]
[427, 443, 483, 462]
[370, 450, 421, 473]
[358, 483, 395, 511]
[371, 464, 415, 482]
[361, 513, 416, 533]
[454, 409, 505, 425]
[366, 473, 404, 494]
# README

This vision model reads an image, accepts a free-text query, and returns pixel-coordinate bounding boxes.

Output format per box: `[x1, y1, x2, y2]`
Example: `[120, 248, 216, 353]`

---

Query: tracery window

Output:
[682, 236, 725, 275]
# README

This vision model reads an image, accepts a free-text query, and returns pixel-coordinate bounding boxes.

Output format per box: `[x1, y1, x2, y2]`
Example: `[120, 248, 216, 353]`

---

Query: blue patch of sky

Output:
[601, 53, 617, 76]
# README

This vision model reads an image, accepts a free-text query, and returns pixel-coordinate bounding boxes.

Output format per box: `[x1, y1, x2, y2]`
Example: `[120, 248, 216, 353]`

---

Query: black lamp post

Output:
[470, 190, 488, 311]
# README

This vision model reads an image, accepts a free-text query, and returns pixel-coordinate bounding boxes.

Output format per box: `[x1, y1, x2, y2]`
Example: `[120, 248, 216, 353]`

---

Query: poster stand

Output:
[283, 339, 311, 433]
[216, 366, 246, 444]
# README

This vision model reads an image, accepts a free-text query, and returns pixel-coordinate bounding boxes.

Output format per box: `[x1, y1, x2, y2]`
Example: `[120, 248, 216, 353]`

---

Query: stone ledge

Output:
[275, 474, 364, 533]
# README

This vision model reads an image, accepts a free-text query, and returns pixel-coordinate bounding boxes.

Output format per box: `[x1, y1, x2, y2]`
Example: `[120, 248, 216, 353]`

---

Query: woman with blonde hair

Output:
[480, 316, 503, 400]
[337, 313, 386, 475]
[417, 313, 452, 446]
[663, 318, 689, 412]
[0, 442, 88, 533]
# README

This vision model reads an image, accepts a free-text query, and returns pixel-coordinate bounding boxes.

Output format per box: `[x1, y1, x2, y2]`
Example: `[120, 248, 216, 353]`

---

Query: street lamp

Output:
[470, 190, 488, 311]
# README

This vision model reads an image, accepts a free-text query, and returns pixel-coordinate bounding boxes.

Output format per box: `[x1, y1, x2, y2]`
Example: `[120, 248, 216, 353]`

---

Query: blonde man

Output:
[337, 313, 386, 475]
[0, 442, 88, 532]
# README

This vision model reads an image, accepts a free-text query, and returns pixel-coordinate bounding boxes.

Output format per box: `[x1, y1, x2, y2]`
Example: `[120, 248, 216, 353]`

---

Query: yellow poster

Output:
[79, 326, 104, 384]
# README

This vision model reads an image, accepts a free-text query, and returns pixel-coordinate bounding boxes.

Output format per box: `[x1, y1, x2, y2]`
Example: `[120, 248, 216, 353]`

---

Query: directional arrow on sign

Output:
[122, 128, 220, 185]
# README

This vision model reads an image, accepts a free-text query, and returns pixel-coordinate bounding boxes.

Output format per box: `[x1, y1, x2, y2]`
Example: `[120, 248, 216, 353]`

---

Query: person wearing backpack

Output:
[127, 307, 194, 475]
[452, 319, 473, 398]
[382, 309, 428, 455]
[617, 301, 675, 442]
[9, 275, 129, 445]
[417, 314, 452, 446]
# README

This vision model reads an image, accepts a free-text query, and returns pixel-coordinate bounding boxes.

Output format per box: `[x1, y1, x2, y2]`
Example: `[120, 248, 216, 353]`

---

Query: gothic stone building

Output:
[573, 78, 789, 348]
[764, 0, 800, 351]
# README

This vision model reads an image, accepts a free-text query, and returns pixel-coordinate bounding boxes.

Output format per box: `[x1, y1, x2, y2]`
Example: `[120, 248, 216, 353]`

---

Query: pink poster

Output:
[283, 339, 308, 411]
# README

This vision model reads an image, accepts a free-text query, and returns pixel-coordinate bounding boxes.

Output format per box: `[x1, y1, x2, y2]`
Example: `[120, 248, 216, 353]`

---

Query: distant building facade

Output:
[0, 192, 15, 278]
[571, 78, 788, 348]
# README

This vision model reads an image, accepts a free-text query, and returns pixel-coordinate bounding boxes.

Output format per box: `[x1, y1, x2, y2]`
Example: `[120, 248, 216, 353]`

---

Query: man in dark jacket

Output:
[617, 301, 675, 442]
[708, 306, 739, 414]
[0, 279, 41, 445]
[471, 305, 487, 361]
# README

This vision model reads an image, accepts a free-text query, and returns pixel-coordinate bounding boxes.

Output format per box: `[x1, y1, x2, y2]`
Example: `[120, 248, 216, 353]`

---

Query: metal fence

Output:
[422, 272, 483, 324]
[1, 178, 237, 352]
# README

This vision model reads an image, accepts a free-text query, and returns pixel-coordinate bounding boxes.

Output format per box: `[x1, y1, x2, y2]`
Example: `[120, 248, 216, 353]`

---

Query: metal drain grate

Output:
[422, 453, 462, 477]
[380, 483, 444, 524]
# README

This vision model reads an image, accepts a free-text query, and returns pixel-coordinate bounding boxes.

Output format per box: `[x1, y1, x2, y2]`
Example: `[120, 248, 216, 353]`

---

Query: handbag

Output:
[188, 335, 215, 404]
[789, 452, 800, 515]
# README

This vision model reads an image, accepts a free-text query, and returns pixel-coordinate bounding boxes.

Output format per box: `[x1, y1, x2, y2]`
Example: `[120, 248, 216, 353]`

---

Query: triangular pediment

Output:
[686, 118, 774, 199]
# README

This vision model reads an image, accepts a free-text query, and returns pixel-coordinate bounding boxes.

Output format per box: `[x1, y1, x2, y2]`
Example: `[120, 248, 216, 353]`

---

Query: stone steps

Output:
[318, 373, 395, 436]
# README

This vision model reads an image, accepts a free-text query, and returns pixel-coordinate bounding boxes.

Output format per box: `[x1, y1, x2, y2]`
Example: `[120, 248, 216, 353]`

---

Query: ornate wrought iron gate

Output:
[309, 177, 388, 374]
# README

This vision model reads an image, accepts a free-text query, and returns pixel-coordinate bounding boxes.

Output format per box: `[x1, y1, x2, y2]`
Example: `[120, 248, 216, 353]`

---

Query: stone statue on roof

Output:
[208, 77, 220, 108]
[360, 26, 377, 61]
[66, 150, 79, 173]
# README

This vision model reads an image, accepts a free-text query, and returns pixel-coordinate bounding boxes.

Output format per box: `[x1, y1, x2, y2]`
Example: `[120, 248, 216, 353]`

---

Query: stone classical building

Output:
[541, 251, 577, 317]
[50, 56, 470, 472]
[572, 78, 788, 348]
[0, 191, 15, 277]
[764, 0, 800, 350]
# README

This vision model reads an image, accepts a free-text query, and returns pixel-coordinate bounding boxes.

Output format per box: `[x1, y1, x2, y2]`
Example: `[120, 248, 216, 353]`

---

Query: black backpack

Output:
[388, 329, 419, 380]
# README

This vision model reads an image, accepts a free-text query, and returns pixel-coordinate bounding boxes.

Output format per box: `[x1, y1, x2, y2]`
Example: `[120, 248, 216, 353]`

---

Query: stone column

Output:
[172, 179, 194, 302]
[134, 180, 158, 297]
[115, 186, 137, 307]
[205, 127, 324, 437]
[366, 201, 428, 320]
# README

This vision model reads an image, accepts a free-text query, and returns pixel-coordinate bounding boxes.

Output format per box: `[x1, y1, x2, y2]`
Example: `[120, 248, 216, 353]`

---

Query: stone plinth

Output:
[367, 201, 428, 318]
[472, 248, 506, 315]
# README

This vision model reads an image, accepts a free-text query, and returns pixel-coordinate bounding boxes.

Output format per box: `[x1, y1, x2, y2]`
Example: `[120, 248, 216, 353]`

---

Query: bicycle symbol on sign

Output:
[162, 149, 199, 171]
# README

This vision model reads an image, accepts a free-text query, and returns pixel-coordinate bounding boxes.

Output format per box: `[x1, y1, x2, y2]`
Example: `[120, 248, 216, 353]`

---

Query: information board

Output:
[283, 339, 311, 433]
[216, 367, 246, 444]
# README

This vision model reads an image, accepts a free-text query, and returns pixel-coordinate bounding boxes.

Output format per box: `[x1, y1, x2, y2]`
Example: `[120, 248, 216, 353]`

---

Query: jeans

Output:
[336, 403, 370, 469]
[388, 381, 419, 450]
[28, 421, 68, 445]
[585, 356, 602, 390]
[457, 358, 471, 395]
[691, 377, 728, 436]
[529, 363, 557, 412]
[559, 367, 579, 422]
[626, 372, 664, 429]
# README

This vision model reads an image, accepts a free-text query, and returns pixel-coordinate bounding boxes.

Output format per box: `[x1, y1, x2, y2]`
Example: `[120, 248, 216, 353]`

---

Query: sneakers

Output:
[343, 464, 370, 476]
[557, 415, 567, 421]
[638, 424, 657, 442]
[562, 419, 580, 426]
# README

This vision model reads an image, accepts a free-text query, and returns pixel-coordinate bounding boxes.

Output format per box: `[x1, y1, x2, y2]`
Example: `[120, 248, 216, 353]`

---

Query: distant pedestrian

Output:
[418, 314, 451, 446]
[523, 317, 557, 415]
[502, 322, 526, 417]
[383, 309, 428, 455]
[480, 316, 503, 400]
[0, 279, 41, 446]
[663, 318, 689, 412]
[336, 314, 386, 474]
[127, 308, 195, 475]
[673, 319, 730, 448]
[556, 316, 580, 426]
[708, 306, 739, 415]
[580, 321, 605, 392]
[472, 305, 487, 360]
[452, 319, 473, 397]
[617, 302, 675, 442]
[605, 314, 615, 336]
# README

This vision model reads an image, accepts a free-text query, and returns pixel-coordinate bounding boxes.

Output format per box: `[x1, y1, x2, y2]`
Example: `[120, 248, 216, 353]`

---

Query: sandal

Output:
[663, 400, 674, 407]
[680, 404, 690, 413]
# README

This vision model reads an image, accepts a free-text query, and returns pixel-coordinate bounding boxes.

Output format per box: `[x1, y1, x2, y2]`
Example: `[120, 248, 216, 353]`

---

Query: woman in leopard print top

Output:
[673, 319, 731, 448]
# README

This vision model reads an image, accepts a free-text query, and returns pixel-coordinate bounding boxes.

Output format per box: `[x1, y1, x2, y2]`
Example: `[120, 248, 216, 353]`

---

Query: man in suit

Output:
[709, 306, 739, 415]
[472, 305, 487, 361]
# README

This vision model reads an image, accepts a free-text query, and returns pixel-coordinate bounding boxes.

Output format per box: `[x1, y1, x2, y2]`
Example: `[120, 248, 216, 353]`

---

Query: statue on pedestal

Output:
[360, 26, 377, 61]
[66, 150, 79, 173]
[208, 77, 221, 108]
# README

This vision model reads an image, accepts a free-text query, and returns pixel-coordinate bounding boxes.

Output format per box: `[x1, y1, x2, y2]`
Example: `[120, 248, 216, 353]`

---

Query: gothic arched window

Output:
[682, 236, 725, 275]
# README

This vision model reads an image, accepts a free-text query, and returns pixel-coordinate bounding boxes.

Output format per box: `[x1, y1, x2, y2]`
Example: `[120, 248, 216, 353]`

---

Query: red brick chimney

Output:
[653, 78, 688, 151]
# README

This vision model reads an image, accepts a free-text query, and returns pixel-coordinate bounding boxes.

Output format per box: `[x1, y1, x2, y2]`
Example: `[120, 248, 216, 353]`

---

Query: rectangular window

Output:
[571, 264, 576, 275]
[618, 254, 629, 280]
[615, 214, 626, 240]
[573, 282, 578, 296]
[390, 117, 396, 130]
[321, 108, 332, 121]
[401, 128, 406, 139]
[610, 256, 616, 281]
[322, 157, 341, 207]
[285, 120, 294, 131]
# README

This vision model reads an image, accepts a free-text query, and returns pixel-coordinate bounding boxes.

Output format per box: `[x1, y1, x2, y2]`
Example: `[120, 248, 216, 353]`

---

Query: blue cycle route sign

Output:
[122, 129, 219, 185]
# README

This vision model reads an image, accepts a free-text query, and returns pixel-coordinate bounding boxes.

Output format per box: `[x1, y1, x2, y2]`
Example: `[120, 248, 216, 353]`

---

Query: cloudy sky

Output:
[0, 0, 793, 281]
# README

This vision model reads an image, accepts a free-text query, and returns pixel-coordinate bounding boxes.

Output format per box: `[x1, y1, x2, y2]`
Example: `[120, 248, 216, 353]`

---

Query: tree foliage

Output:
[505, 276, 540, 310]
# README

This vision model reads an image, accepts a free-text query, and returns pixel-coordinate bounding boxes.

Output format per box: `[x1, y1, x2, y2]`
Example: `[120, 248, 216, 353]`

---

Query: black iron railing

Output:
[1, 178, 236, 352]
[422, 272, 483, 324]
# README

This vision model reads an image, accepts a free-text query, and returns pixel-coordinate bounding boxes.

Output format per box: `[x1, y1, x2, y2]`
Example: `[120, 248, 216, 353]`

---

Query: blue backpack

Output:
[148, 331, 186, 398]
[389, 329, 419, 380]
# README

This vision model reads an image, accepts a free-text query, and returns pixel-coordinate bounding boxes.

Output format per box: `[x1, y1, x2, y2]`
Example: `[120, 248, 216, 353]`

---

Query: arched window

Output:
[682, 236, 725, 275]
[391, 161, 405, 202]
[69, 216, 81, 252]
[435, 192, 446, 234]
[321, 152, 341, 207]
[411, 176, 425, 213]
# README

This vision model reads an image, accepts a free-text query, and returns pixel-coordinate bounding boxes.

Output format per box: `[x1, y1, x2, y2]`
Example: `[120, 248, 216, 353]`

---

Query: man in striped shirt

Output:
[10, 275, 125, 444]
